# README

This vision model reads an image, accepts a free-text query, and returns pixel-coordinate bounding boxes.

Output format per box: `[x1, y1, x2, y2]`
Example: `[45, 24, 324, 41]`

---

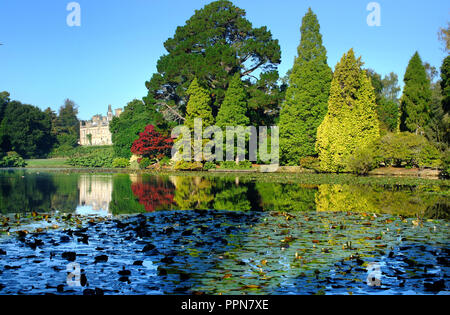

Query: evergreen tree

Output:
[279, 8, 332, 165]
[400, 52, 432, 134]
[185, 78, 214, 129]
[216, 74, 250, 128]
[316, 49, 380, 172]
[441, 55, 450, 115]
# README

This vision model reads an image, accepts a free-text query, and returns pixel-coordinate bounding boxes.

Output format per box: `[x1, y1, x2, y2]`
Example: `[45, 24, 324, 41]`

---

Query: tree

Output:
[366, 70, 400, 133]
[185, 78, 215, 129]
[438, 22, 450, 52]
[316, 49, 380, 172]
[143, 0, 281, 124]
[131, 125, 173, 162]
[0, 100, 53, 158]
[216, 74, 250, 128]
[110, 99, 166, 159]
[441, 55, 450, 115]
[400, 52, 432, 134]
[54, 99, 80, 148]
[279, 8, 332, 165]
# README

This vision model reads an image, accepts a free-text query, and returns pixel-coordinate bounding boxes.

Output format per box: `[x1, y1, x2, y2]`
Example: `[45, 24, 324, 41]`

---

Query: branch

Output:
[157, 102, 185, 122]
[241, 61, 265, 77]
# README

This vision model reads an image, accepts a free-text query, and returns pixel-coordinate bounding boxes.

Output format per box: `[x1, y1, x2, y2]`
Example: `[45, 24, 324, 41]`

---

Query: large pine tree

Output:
[400, 52, 432, 134]
[279, 8, 332, 165]
[316, 49, 380, 172]
[216, 74, 250, 128]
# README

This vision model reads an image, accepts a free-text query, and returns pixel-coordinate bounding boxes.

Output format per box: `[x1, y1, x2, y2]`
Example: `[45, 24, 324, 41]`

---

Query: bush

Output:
[67, 147, 115, 168]
[377, 133, 441, 168]
[0, 152, 27, 168]
[219, 161, 253, 170]
[203, 161, 217, 171]
[346, 146, 379, 175]
[112, 158, 130, 168]
[160, 156, 172, 167]
[174, 161, 203, 171]
[299, 157, 321, 171]
[139, 158, 152, 170]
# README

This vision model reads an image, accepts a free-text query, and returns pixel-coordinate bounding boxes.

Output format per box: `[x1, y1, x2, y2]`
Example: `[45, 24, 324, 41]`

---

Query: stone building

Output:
[79, 105, 122, 146]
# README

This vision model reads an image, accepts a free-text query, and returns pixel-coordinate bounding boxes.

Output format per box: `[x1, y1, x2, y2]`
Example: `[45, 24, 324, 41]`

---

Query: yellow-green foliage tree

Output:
[185, 78, 214, 129]
[316, 49, 380, 172]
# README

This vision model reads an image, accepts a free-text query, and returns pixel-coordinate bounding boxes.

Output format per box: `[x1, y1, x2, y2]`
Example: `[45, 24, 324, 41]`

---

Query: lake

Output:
[0, 169, 448, 295]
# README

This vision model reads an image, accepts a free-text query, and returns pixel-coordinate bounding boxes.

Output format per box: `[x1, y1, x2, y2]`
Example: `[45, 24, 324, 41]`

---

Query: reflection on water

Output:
[78, 175, 113, 215]
[0, 170, 448, 219]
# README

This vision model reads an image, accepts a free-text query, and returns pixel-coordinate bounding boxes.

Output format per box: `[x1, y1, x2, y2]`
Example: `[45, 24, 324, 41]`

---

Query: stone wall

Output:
[80, 105, 122, 146]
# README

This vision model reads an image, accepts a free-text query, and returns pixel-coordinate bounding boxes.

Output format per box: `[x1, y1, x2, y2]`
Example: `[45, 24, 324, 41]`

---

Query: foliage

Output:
[299, 156, 321, 171]
[112, 158, 130, 169]
[0, 151, 27, 168]
[49, 145, 113, 158]
[441, 149, 450, 178]
[160, 156, 172, 167]
[400, 52, 432, 134]
[0, 98, 54, 158]
[185, 78, 215, 129]
[346, 146, 379, 175]
[280, 8, 332, 164]
[316, 49, 380, 172]
[376, 132, 441, 168]
[110, 99, 166, 159]
[143, 0, 281, 125]
[53, 99, 80, 148]
[173, 161, 204, 171]
[67, 146, 115, 168]
[216, 74, 250, 128]
[131, 125, 173, 162]
[219, 161, 252, 170]
[203, 161, 217, 171]
[138, 157, 152, 170]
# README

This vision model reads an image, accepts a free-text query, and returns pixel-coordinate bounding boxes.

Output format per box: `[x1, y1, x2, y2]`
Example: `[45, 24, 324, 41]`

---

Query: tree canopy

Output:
[143, 0, 281, 125]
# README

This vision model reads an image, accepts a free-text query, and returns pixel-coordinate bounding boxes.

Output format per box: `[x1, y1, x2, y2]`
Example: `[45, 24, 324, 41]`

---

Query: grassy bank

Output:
[25, 158, 70, 168]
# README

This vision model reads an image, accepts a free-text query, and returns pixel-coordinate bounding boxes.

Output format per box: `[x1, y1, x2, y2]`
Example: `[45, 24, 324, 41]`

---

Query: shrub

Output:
[139, 158, 152, 170]
[346, 146, 380, 175]
[112, 158, 130, 169]
[299, 157, 321, 171]
[131, 125, 173, 161]
[377, 133, 441, 168]
[160, 156, 172, 167]
[0, 151, 27, 168]
[441, 150, 450, 178]
[67, 147, 114, 168]
[174, 161, 203, 171]
[203, 161, 217, 171]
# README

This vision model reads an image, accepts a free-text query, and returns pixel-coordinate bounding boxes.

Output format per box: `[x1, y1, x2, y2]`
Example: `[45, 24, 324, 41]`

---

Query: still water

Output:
[0, 170, 448, 295]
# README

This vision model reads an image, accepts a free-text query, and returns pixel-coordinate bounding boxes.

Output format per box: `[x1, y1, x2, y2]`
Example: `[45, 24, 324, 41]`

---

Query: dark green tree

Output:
[143, 0, 281, 125]
[400, 52, 432, 134]
[110, 99, 166, 159]
[0, 100, 53, 158]
[54, 99, 80, 148]
[279, 8, 332, 165]
[441, 55, 450, 115]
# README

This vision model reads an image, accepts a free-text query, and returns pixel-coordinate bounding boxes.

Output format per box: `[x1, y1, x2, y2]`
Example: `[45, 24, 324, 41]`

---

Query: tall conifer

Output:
[280, 8, 332, 165]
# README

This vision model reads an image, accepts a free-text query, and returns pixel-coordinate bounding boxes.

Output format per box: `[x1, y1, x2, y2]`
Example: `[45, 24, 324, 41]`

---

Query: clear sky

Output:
[0, 0, 448, 120]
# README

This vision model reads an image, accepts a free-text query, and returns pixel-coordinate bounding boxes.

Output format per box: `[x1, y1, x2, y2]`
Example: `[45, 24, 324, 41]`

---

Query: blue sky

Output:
[0, 0, 448, 120]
